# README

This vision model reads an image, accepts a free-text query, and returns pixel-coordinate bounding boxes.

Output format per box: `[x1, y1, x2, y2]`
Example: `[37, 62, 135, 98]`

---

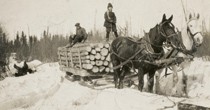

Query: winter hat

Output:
[107, 3, 113, 8]
[75, 23, 80, 26]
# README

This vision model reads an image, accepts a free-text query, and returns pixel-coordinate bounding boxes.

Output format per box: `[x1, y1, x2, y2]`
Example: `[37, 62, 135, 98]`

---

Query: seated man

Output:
[66, 23, 88, 48]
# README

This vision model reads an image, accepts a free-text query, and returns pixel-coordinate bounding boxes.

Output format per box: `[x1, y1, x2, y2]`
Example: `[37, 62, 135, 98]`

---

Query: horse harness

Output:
[111, 22, 180, 70]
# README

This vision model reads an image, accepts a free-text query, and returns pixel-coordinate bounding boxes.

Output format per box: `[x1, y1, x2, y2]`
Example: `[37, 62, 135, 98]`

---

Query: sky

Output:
[0, 0, 210, 40]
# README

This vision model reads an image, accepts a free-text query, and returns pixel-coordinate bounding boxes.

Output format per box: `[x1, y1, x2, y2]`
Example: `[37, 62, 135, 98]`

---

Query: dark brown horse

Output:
[110, 14, 183, 92]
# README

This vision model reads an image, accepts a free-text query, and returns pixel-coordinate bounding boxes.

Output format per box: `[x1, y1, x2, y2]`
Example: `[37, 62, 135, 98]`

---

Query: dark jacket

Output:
[104, 11, 117, 28]
[76, 27, 87, 38]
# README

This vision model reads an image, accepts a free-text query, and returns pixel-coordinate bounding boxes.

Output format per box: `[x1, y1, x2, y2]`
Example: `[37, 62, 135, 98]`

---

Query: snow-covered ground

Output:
[7, 60, 42, 76]
[157, 57, 210, 98]
[0, 59, 210, 110]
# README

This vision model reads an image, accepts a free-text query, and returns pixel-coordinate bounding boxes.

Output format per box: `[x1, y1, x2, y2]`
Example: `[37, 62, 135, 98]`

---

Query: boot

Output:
[69, 43, 74, 48]
[114, 32, 118, 37]
[65, 43, 74, 48]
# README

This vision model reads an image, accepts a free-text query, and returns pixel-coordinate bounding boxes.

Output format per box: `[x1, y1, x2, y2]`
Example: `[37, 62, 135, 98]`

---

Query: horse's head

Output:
[158, 14, 181, 49]
[187, 13, 203, 47]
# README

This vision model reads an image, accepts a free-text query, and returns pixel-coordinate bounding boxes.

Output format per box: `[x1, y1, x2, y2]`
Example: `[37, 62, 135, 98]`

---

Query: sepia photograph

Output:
[0, 0, 210, 110]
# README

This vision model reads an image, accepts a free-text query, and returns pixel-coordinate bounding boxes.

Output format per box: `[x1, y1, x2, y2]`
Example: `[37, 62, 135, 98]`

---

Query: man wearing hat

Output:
[66, 23, 87, 47]
[104, 3, 118, 41]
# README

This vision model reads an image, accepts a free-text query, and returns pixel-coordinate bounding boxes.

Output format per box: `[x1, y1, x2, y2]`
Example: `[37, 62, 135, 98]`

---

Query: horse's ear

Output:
[189, 13, 192, 19]
[162, 14, 166, 22]
[168, 15, 173, 22]
[197, 13, 200, 19]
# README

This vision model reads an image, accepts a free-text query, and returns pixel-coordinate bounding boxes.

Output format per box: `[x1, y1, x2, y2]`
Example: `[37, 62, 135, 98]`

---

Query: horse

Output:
[171, 13, 204, 96]
[155, 13, 204, 96]
[110, 14, 184, 92]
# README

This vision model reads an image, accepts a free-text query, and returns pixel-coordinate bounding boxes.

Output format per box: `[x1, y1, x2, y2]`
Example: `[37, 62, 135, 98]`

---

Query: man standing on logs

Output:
[66, 23, 88, 48]
[104, 3, 118, 42]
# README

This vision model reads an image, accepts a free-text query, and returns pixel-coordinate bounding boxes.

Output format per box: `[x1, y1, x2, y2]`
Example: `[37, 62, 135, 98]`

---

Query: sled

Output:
[58, 43, 187, 89]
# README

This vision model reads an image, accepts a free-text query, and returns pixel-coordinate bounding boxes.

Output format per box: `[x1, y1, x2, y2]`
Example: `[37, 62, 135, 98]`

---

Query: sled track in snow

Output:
[0, 77, 64, 110]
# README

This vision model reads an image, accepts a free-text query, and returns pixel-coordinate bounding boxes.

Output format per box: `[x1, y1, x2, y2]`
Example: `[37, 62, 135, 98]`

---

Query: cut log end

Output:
[92, 66, 99, 73]
[101, 48, 109, 56]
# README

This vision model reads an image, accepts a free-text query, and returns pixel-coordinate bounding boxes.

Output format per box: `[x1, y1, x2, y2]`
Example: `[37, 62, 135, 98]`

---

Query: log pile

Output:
[58, 43, 113, 73]
[178, 99, 210, 110]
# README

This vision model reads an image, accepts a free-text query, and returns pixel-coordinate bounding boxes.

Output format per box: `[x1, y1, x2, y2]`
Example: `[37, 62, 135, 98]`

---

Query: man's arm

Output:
[113, 12, 117, 23]
[76, 28, 86, 38]
[104, 12, 112, 23]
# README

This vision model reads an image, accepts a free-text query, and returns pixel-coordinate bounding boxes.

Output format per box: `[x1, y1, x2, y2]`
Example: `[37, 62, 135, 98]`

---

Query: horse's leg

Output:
[138, 68, 144, 91]
[111, 58, 120, 88]
[119, 66, 129, 89]
[155, 69, 162, 94]
[114, 68, 120, 88]
[172, 65, 178, 87]
[182, 70, 188, 97]
[148, 70, 155, 93]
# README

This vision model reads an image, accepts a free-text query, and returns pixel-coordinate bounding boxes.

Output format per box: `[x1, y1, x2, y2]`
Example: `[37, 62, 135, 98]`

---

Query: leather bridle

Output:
[158, 21, 178, 49]
[186, 25, 202, 47]
[159, 21, 177, 37]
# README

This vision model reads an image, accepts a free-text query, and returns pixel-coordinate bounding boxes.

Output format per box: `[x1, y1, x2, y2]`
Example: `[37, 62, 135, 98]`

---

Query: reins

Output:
[110, 21, 180, 70]
[110, 48, 144, 70]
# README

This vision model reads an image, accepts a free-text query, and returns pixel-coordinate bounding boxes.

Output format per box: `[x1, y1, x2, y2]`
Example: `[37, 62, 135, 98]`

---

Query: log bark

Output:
[60, 56, 89, 61]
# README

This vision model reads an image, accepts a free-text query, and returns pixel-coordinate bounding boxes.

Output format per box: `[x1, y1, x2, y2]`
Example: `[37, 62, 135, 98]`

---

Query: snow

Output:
[0, 63, 62, 110]
[157, 57, 210, 98]
[7, 60, 42, 76]
[84, 88, 183, 110]
[0, 59, 210, 110]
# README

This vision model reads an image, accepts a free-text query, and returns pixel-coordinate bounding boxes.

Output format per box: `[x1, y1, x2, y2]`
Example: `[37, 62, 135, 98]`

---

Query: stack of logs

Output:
[58, 43, 114, 73]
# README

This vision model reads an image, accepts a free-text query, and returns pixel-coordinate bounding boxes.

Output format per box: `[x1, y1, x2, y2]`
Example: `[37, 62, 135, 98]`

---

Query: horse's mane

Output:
[148, 25, 165, 52]
[148, 25, 158, 41]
